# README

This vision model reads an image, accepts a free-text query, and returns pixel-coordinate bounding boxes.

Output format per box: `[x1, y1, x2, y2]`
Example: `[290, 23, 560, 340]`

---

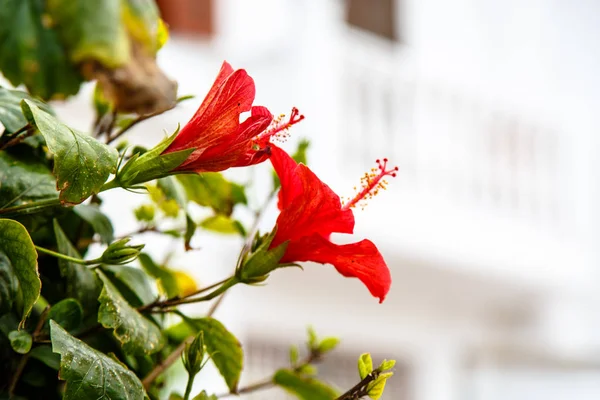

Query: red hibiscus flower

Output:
[162, 61, 303, 173]
[268, 145, 397, 303]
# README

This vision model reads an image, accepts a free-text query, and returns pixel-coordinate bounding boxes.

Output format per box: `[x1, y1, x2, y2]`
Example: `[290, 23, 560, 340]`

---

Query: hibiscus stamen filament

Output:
[342, 158, 398, 210]
[261, 107, 304, 142]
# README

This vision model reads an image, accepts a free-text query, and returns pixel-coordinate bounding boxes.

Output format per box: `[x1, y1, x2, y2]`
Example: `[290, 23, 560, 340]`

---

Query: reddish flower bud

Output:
[268, 145, 394, 303]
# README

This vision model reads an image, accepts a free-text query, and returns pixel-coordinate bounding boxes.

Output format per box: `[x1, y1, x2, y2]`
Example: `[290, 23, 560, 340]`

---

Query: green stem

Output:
[0, 198, 61, 217]
[100, 178, 120, 192]
[143, 277, 239, 312]
[35, 245, 100, 266]
[183, 372, 196, 400]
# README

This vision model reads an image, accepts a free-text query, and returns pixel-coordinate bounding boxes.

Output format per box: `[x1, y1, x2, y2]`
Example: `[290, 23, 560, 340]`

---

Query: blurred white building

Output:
[44, 0, 600, 399]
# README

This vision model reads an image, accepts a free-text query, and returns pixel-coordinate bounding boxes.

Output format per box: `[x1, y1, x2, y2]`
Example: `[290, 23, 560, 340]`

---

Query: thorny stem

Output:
[35, 245, 101, 266]
[9, 305, 51, 395]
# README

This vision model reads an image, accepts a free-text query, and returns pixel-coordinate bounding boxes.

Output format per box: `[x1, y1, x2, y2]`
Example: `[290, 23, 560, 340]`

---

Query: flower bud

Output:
[101, 238, 144, 265]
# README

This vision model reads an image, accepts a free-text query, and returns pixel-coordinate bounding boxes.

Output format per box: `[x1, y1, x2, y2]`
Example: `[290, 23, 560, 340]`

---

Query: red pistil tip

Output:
[342, 158, 398, 210]
[261, 107, 304, 143]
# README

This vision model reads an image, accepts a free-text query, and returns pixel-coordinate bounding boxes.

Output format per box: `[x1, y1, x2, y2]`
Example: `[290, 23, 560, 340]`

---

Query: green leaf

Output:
[93, 82, 112, 118]
[165, 321, 194, 344]
[138, 253, 179, 298]
[46, 0, 129, 68]
[157, 176, 187, 208]
[122, 0, 162, 53]
[0, 252, 18, 317]
[367, 372, 394, 400]
[46, 298, 83, 333]
[307, 326, 318, 350]
[184, 213, 197, 251]
[53, 220, 101, 315]
[292, 139, 310, 165]
[73, 204, 115, 244]
[29, 345, 60, 370]
[192, 392, 217, 400]
[9, 330, 32, 354]
[318, 337, 340, 354]
[379, 359, 396, 371]
[0, 0, 82, 99]
[273, 369, 338, 400]
[296, 364, 317, 376]
[289, 345, 299, 366]
[134, 204, 155, 222]
[50, 320, 147, 400]
[97, 271, 164, 355]
[22, 100, 118, 204]
[177, 173, 247, 216]
[200, 215, 245, 236]
[102, 265, 156, 306]
[178, 317, 243, 392]
[358, 353, 373, 380]
[0, 150, 58, 211]
[147, 184, 180, 218]
[0, 219, 39, 326]
[0, 86, 53, 132]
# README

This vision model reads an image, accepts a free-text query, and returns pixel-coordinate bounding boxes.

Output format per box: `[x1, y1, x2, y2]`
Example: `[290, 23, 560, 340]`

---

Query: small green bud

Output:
[318, 337, 340, 354]
[182, 332, 205, 376]
[358, 353, 373, 379]
[101, 238, 144, 265]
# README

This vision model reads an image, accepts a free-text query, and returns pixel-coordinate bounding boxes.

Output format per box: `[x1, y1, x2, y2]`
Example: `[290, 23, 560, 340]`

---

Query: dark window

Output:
[155, 0, 214, 36]
[345, 0, 399, 42]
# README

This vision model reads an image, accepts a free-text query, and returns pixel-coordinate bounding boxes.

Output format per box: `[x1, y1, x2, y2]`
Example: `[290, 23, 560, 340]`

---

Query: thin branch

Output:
[334, 372, 379, 400]
[0, 125, 34, 150]
[217, 378, 273, 398]
[234, 189, 277, 271]
[107, 106, 175, 145]
[207, 292, 226, 318]
[216, 352, 320, 399]
[9, 305, 50, 395]
[137, 277, 232, 313]
[142, 336, 193, 390]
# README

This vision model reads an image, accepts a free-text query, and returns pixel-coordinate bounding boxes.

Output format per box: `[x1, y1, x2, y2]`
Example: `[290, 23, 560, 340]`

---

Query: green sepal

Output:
[117, 130, 193, 187]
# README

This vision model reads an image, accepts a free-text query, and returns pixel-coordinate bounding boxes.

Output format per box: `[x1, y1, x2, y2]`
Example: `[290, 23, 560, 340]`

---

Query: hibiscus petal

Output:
[195, 61, 235, 118]
[270, 146, 354, 243]
[178, 106, 273, 172]
[270, 145, 304, 210]
[281, 235, 391, 303]
[166, 66, 256, 153]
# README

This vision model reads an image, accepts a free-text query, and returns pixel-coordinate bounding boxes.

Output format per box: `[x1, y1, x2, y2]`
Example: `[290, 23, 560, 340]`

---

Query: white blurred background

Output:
[30, 0, 600, 398]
